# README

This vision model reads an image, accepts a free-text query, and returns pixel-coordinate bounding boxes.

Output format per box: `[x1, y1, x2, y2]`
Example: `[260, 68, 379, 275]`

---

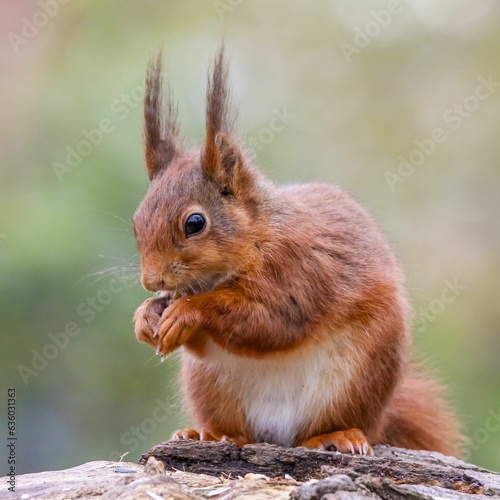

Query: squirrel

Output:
[132, 47, 463, 456]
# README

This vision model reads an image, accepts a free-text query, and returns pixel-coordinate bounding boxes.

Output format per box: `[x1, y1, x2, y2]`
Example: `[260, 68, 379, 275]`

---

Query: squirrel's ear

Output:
[144, 51, 180, 180]
[202, 45, 245, 192]
[205, 132, 246, 193]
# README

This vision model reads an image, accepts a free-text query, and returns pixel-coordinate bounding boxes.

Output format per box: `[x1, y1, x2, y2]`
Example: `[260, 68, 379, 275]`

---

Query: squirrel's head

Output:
[133, 47, 264, 294]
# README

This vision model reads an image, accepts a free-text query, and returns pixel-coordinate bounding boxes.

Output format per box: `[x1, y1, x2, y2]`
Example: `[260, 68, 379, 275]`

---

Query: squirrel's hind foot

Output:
[171, 428, 249, 447]
[300, 428, 373, 456]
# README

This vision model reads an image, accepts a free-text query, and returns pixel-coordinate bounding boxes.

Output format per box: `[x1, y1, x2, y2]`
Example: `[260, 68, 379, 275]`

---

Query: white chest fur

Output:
[199, 333, 355, 446]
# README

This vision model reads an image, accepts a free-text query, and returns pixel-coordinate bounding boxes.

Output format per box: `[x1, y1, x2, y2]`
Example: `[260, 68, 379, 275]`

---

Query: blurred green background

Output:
[1, 0, 499, 474]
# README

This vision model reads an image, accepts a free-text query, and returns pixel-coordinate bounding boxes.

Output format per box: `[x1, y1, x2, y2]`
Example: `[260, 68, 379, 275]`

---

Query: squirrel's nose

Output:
[141, 275, 165, 292]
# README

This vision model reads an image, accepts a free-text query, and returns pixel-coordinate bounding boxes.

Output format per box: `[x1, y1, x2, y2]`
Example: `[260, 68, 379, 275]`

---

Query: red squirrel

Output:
[133, 47, 463, 456]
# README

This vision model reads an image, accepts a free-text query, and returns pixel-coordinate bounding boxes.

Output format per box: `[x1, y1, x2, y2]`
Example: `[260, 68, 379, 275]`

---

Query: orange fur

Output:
[132, 47, 464, 457]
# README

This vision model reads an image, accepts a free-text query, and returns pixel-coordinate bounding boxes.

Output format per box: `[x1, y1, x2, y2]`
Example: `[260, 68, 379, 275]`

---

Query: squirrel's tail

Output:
[375, 365, 466, 457]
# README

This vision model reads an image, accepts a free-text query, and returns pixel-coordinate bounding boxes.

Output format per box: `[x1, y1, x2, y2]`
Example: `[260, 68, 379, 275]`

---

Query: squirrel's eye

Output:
[185, 213, 206, 237]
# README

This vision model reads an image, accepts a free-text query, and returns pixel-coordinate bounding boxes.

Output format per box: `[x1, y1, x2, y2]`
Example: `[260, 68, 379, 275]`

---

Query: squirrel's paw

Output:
[300, 428, 373, 456]
[156, 298, 201, 356]
[171, 429, 218, 441]
[133, 295, 172, 348]
[171, 429, 249, 446]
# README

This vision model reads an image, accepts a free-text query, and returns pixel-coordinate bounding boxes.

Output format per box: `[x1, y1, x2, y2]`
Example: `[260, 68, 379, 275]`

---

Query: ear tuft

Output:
[144, 51, 181, 180]
[201, 46, 237, 170]
[201, 46, 247, 192]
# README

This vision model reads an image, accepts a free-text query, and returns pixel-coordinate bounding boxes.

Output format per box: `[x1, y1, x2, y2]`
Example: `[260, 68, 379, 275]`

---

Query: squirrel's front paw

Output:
[133, 295, 173, 349]
[156, 298, 201, 356]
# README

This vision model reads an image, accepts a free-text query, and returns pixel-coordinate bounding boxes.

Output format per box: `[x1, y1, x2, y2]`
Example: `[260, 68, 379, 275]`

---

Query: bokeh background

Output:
[1, 0, 499, 474]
